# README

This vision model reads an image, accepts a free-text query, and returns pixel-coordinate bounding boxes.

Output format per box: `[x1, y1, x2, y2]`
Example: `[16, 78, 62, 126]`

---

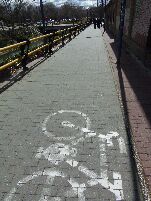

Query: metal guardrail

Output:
[0, 22, 90, 73]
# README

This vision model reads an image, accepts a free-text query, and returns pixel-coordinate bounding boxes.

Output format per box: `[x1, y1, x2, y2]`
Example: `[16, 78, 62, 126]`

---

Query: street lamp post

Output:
[104, 0, 106, 7]
[87, 9, 88, 20]
[97, 0, 99, 7]
[40, 0, 45, 33]
[104, 0, 106, 24]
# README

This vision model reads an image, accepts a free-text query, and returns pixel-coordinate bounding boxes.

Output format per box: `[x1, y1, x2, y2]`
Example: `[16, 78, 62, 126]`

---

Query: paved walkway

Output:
[0, 25, 140, 201]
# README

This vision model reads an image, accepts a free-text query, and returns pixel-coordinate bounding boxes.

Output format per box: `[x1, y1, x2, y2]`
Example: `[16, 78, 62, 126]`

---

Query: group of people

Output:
[93, 18, 105, 33]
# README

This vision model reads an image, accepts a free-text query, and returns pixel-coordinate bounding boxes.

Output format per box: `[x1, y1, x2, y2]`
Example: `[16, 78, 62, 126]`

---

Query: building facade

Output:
[106, 0, 151, 67]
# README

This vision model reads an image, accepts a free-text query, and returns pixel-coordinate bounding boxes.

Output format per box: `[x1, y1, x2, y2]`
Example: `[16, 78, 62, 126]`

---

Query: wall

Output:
[105, 0, 151, 66]
[131, 0, 151, 48]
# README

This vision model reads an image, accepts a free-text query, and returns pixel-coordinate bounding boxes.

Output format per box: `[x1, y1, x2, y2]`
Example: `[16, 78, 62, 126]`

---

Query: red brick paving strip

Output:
[102, 29, 151, 200]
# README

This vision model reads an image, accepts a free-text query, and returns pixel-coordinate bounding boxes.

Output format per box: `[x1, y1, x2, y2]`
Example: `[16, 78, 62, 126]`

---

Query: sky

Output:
[40, 0, 110, 8]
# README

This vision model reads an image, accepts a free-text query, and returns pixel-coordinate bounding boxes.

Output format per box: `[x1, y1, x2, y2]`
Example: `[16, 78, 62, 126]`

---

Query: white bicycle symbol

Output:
[4, 110, 127, 201]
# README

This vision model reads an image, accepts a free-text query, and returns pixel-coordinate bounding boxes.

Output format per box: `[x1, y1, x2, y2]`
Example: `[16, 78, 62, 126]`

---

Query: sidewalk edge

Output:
[102, 29, 151, 201]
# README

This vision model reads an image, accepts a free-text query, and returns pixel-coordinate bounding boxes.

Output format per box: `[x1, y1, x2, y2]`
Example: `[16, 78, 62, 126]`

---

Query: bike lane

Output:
[0, 25, 140, 200]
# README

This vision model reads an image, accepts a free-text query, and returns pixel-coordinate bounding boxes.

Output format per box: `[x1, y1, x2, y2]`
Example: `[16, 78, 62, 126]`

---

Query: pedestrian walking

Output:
[102, 18, 106, 35]
[93, 18, 97, 29]
[97, 18, 101, 29]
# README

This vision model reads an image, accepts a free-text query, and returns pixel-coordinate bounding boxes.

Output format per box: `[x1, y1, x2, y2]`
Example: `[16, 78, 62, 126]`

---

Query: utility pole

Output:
[104, 0, 106, 21]
[101, 0, 104, 20]
[104, 0, 106, 7]
[97, 0, 99, 7]
[40, 0, 45, 34]
[117, 0, 127, 67]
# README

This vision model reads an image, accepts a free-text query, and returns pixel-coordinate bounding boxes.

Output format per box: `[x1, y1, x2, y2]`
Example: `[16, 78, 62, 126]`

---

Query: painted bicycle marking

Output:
[4, 110, 127, 201]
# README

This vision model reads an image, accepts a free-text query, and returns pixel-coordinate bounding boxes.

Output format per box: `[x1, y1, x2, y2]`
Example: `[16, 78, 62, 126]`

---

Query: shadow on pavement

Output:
[0, 57, 47, 94]
[106, 29, 151, 127]
[0, 42, 68, 94]
[105, 29, 151, 200]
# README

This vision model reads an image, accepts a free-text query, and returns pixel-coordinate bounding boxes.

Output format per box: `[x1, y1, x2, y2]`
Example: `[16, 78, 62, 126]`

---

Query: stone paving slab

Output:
[0, 25, 140, 201]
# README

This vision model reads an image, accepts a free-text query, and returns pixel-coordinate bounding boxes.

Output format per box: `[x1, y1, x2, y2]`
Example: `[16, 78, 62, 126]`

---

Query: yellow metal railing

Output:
[0, 22, 90, 73]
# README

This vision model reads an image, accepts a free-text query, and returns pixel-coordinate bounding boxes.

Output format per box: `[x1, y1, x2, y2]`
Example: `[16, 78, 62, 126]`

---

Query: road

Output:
[0, 25, 141, 201]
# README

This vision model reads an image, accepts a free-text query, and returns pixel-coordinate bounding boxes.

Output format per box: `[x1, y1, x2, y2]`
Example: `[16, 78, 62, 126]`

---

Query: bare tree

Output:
[13, 0, 28, 24]
[0, 0, 13, 25]
[59, 2, 85, 20]
[0, 0, 28, 26]
[44, 3, 58, 20]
